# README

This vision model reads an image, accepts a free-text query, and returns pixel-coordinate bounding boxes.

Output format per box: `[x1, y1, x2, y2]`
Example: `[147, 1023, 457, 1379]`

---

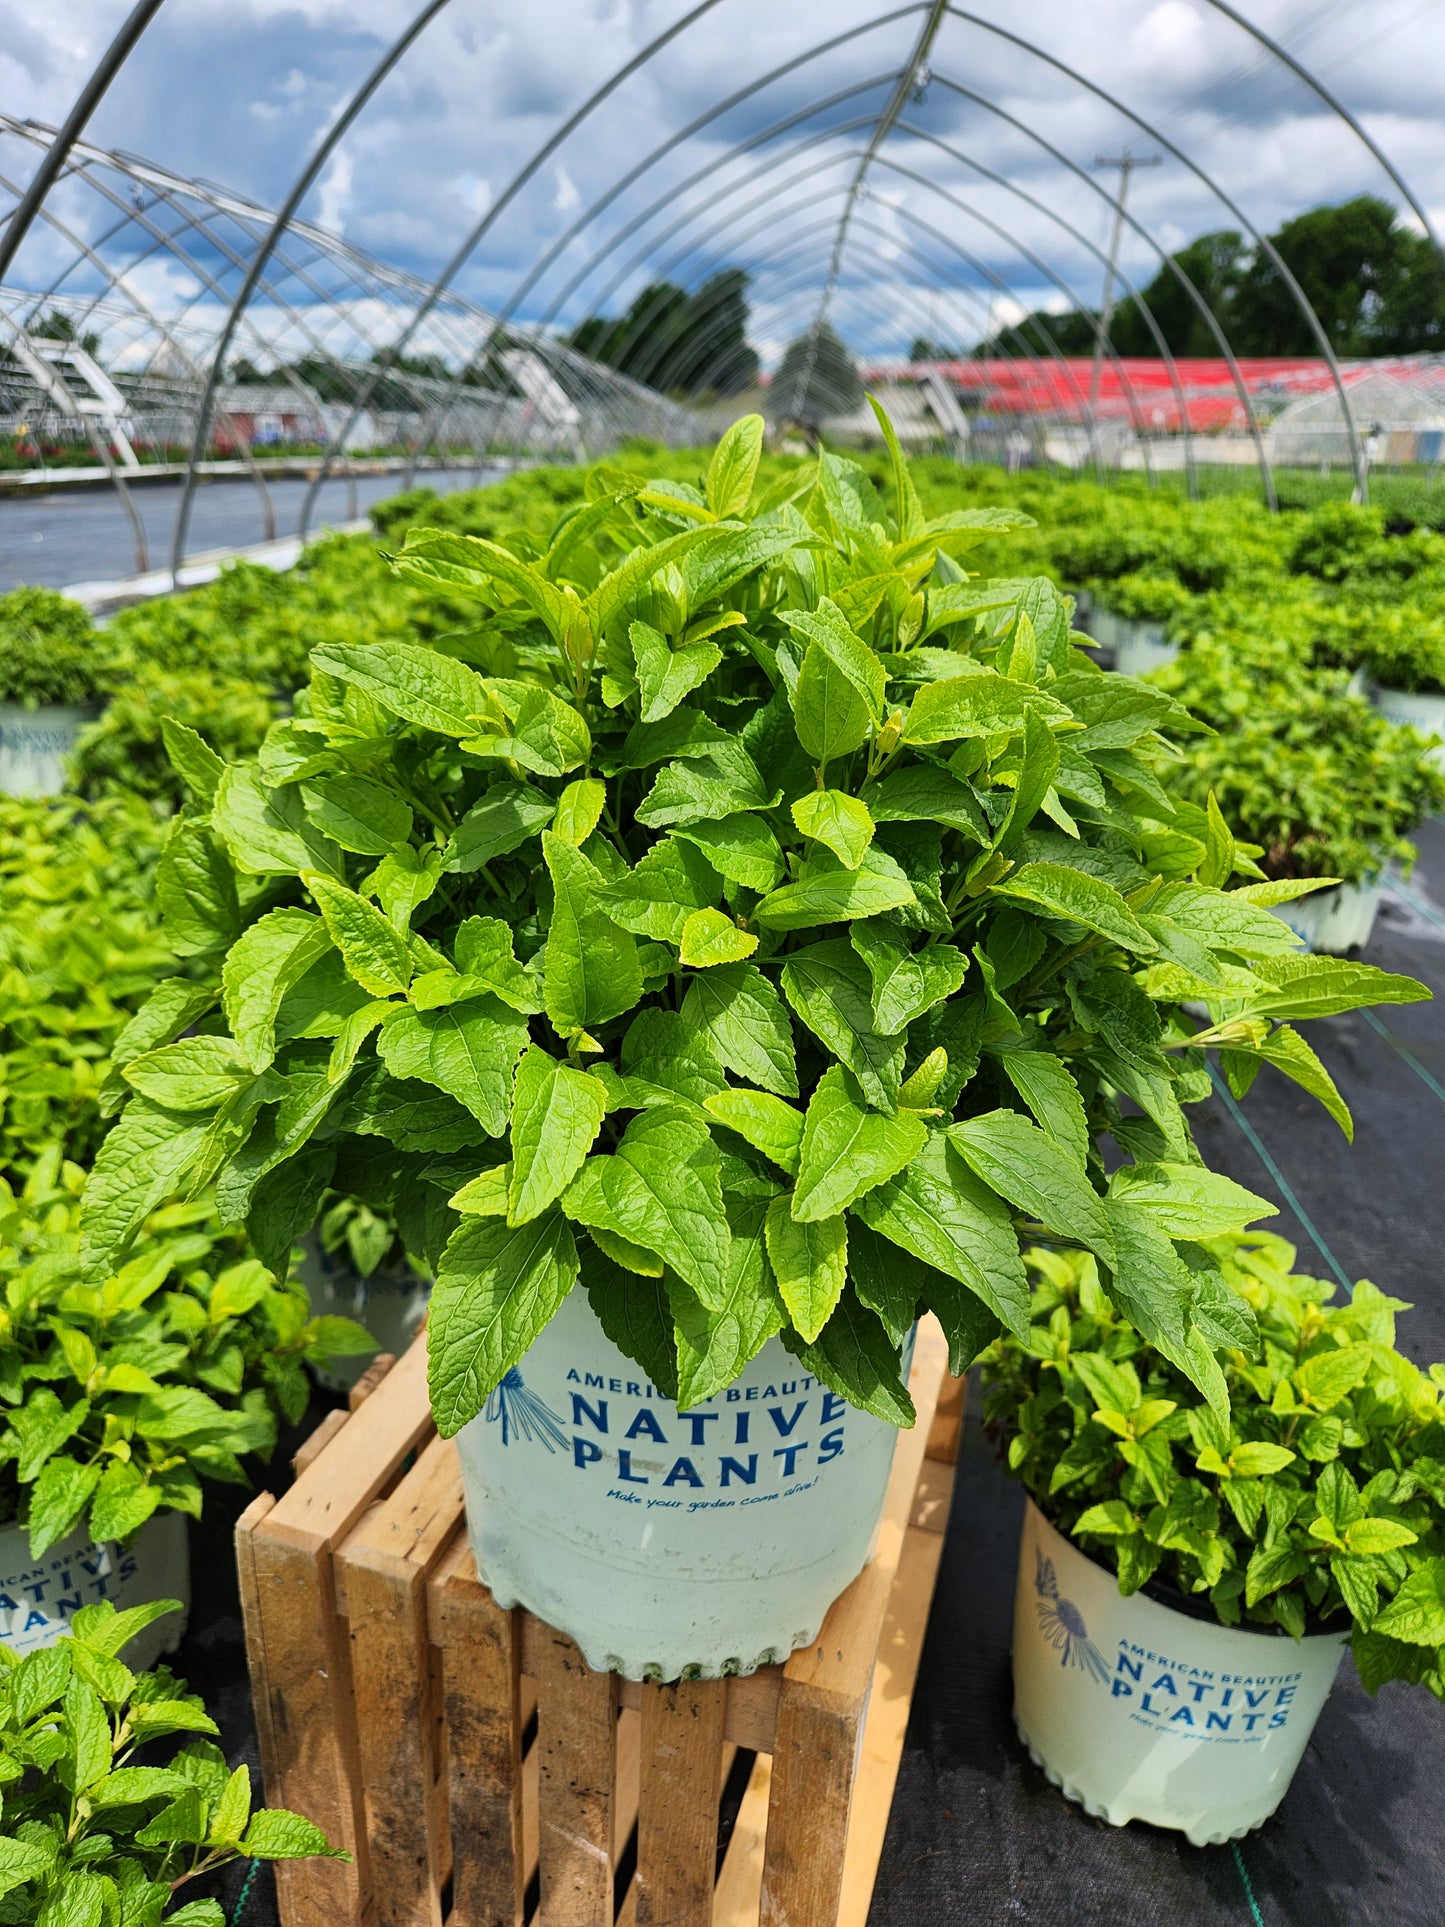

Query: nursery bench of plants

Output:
[236, 1320, 964, 1927]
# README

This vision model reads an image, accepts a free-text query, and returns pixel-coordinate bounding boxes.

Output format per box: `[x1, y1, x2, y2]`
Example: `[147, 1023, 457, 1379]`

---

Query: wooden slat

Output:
[909, 1457, 956, 1535]
[351, 1352, 398, 1410]
[758, 1318, 948, 1927]
[341, 1435, 462, 1927]
[535, 1630, 618, 1926]
[234, 1495, 284, 1860]
[634, 1679, 726, 1927]
[435, 1531, 527, 1927]
[924, 1369, 967, 1466]
[293, 1408, 350, 1478]
[835, 1524, 948, 1927]
[711, 1753, 771, 1927]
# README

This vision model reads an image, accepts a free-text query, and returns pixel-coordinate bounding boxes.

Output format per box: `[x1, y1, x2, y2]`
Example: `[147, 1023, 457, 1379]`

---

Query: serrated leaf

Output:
[992, 862, 1157, 954]
[792, 1068, 927, 1222]
[849, 923, 968, 1034]
[681, 963, 797, 1097]
[553, 777, 607, 846]
[507, 1046, 608, 1225]
[543, 831, 644, 1036]
[222, 909, 335, 1070]
[861, 764, 989, 841]
[949, 1110, 1115, 1263]
[428, 1212, 580, 1435]
[301, 773, 412, 856]
[561, 1109, 731, 1307]
[996, 1051, 1089, 1165]
[631, 620, 722, 722]
[596, 836, 720, 942]
[241, 1807, 346, 1859]
[311, 638, 490, 735]
[445, 782, 556, 871]
[123, 1036, 254, 1112]
[378, 996, 529, 1134]
[1108, 1163, 1274, 1238]
[669, 1194, 785, 1406]
[679, 908, 757, 966]
[853, 1133, 1029, 1338]
[703, 1089, 803, 1173]
[792, 789, 874, 868]
[213, 766, 342, 879]
[306, 874, 413, 997]
[903, 671, 1067, 745]
[672, 815, 784, 892]
[1371, 1559, 1445, 1645]
[583, 1247, 679, 1398]
[705, 413, 764, 518]
[784, 1287, 914, 1426]
[1240, 955, 1431, 1021]
[764, 1197, 846, 1343]
[781, 940, 905, 1111]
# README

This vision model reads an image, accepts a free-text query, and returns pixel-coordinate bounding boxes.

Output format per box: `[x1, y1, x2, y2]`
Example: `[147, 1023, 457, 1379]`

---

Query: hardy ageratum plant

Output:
[79, 411, 1427, 1437]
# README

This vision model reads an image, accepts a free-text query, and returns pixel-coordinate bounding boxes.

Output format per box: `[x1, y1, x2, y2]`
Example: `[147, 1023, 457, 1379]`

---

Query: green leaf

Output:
[428, 1212, 580, 1435]
[28, 1459, 101, 1558]
[705, 413, 764, 518]
[1229, 1442, 1297, 1478]
[781, 941, 905, 1111]
[903, 670, 1068, 745]
[223, 909, 335, 1070]
[444, 917, 544, 1014]
[1199, 791, 1235, 888]
[854, 1133, 1029, 1338]
[562, 1109, 732, 1308]
[791, 789, 874, 869]
[89, 1460, 161, 1543]
[672, 815, 785, 892]
[553, 777, 607, 846]
[301, 774, 413, 856]
[790, 640, 874, 763]
[209, 1762, 253, 1844]
[869, 395, 925, 539]
[991, 862, 1157, 954]
[241, 1807, 346, 1859]
[849, 923, 968, 1035]
[0, 1836, 49, 1896]
[1344, 1518, 1418, 1555]
[1240, 955, 1431, 1021]
[764, 1197, 847, 1343]
[311, 638, 490, 735]
[785, 1286, 915, 1426]
[1248, 1025, 1353, 1140]
[123, 1036, 254, 1111]
[637, 751, 772, 828]
[489, 687, 591, 777]
[80, 1099, 211, 1279]
[451, 1166, 509, 1216]
[378, 996, 528, 1134]
[668, 1194, 785, 1407]
[1108, 1163, 1274, 1238]
[703, 1089, 803, 1173]
[306, 874, 413, 998]
[948, 1111, 1116, 1264]
[542, 832, 644, 1035]
[445, 782, 556, 871]
[155, 817, 241, 956]
[792, 1068, 927, 1222]
[65, 1675, 113, 1791]
[1371, 1559, 1445, 1645]
[401, 528, 570, 635]
[213, 765, 342, 878]
[631, 621, 722, 722]
[508, 1046, 608, 1225]
[679, 908, 757, 967]
[996, 1051, 1089, 1166]
[681, 963, 798, 1097]
[596, 836, 720, 942]
[861, 765, 989, 842]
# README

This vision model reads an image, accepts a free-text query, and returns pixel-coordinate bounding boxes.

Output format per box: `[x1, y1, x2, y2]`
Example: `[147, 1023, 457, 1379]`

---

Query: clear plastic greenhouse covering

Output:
[1, 0, 1442, 581]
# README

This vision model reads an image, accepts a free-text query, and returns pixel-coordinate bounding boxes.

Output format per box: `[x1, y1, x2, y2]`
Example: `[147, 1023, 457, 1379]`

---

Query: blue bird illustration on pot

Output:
[1034, 1548, 1110, 1685]
[485, 1367, 568, 1451]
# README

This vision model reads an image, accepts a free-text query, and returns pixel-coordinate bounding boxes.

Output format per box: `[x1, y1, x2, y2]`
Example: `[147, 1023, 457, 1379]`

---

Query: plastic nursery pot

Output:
[454, 1287, 910, 1681]
[1267, 878, 1381, 956]
[1367, 681, 1445, 774]
[0, 1510, 190, 1670]
[1109, 618, 1180, 680]
[295, 1232, 430, 1390]
[1012, 1503, 1347, 1847]
[0, 701, 91, 796]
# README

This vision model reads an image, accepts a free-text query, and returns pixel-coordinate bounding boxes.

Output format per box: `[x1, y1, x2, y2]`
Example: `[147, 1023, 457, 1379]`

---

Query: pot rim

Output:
[1025, 1498, 1349, 1644]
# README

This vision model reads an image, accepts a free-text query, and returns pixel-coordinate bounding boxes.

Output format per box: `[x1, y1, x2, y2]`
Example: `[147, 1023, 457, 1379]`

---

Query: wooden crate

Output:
[236, 1316, 965, 1927]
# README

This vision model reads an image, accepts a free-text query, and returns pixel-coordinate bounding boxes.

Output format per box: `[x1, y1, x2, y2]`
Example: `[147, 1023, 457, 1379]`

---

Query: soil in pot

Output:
[454, 1287, 909, 1682]
[1012, 1503, 1347, 1846]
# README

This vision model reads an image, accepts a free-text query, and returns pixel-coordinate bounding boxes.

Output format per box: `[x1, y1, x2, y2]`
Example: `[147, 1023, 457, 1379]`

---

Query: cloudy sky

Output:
[3, 0, 1443, 369]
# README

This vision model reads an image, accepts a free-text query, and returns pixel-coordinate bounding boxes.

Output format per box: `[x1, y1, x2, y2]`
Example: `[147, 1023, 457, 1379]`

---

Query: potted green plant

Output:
[1350, 601, 1445, 773]
[983, 1233, 1445, 1845]
[0, 588, 111, 798]
[1092, 572, 1192, 678]
[81, 410, 1425, 1681]
[0, 1148, 372, 1666]
[1159, 639, 1445, 953]
[0, 1596, 343, 1924]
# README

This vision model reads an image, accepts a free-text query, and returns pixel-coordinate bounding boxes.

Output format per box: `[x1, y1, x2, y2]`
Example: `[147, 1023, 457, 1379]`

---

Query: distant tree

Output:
[568, 270, 757, 395]
[227, 357, 268, 386]
[910, 335, 960, 362]
[1108, 231, 1248, 357]
[976, 308, 1099, 357]
[771, 321, 864, 421]
[27, 309, 101, 358]
[1230, 196, 1411, 355]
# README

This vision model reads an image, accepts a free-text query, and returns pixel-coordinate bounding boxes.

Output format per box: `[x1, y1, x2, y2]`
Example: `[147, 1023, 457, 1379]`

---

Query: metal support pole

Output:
[1088, 151, 1159, 437]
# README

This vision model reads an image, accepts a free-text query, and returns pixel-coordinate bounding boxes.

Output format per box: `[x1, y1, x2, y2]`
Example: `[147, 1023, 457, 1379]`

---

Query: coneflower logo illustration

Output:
[1034, 1548, 1110, 1685]
[485, 1368, 568, 1451]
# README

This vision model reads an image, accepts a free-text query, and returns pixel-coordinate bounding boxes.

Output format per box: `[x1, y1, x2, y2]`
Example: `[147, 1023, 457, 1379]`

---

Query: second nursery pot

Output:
[1111, 619, 1180, 680]
[454, 1287, 908, 1681]
[0, 1510, 190, 1669]
[296, 1232, 429, 1390]
[1013, 1503, 1347, 1847]
[1368, 680, 1445, 772]
[1267, 877, 1381, 955]
[0, 701, 89, 796]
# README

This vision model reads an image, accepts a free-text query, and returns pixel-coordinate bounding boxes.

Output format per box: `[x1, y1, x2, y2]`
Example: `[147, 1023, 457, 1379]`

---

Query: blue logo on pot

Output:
[1034, 1549, 1109, 1685]
[485, 1368, 568, 1451]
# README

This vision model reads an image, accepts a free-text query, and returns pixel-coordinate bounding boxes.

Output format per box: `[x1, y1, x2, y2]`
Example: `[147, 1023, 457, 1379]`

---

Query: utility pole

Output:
[1089, 149, 1160, 427]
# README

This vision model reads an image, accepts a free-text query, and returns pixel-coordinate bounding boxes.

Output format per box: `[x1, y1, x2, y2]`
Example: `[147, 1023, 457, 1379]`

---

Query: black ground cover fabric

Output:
[172, 828, 1445, 1927]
